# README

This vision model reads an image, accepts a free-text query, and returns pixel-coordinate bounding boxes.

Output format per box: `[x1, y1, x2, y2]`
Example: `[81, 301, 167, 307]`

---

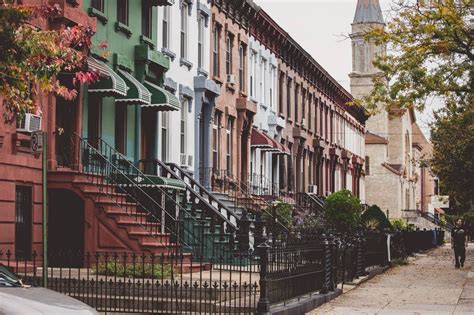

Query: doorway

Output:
[15, 185, 32, 260]
[48, 189, 85, 267]
[56, 74, 78, 167]
[141, 108, 157, 173]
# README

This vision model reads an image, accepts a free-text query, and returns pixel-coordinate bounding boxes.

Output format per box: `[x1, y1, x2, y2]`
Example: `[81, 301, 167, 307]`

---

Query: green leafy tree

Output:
[361, 205, 392, 230]
[324, 189, 362, 233]
[356, 0, 473, 114]
[0, 3, 100, 122]
[431, 105, 474, 212]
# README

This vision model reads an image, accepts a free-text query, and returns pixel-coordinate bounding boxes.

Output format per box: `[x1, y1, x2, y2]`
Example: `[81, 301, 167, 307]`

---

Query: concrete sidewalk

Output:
[308, 244, 474, 315]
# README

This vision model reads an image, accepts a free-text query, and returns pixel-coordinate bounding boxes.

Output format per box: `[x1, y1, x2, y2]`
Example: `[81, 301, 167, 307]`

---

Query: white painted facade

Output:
[248, 36, 281, 193]
[155, 0, 211, 170]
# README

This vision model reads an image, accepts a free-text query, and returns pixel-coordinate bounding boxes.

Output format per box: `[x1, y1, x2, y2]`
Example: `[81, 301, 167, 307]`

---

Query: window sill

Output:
[88, 7, 108, 24]
[161, 48, 176, 61]
[180, 58, 193, 69]
[115, 22, 132, 38]
[197, 67, 209, 77]
[287, 118, 293, 124]
[259, 103, 268, 110]
[226, 82, 236, 92]
[140, 35, 155, 49]
[239, 90, 248, 98]
[212, 76, 223, 85]
[279, 114, 286, 120]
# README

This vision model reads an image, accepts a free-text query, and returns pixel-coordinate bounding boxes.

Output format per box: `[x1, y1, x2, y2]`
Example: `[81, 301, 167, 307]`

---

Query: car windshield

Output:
[0, 265, 22, 287]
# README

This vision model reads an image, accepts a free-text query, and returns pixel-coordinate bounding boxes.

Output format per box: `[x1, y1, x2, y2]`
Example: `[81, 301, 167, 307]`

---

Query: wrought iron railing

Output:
[54, 133, 236, 258]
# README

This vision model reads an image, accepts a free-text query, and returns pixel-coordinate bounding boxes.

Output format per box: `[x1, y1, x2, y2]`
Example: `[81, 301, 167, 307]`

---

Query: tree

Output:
[0, 3, 99, 122]
[431, 105, 474, 212]
[324, 189, 362, 233]
[357, 0, 473, 114]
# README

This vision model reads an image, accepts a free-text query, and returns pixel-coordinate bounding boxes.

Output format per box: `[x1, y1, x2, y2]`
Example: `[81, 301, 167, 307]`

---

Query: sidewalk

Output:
[309, 244, 474, 314]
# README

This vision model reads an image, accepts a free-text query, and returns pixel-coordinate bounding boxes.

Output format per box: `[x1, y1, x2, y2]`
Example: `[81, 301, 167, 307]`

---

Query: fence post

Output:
[356, 231, 364, 278]
[328, 234, 336, 291]
[254, 212, 265, 247]
[257, 238, 271, 314]
[319, 234, 330, 294]
[238, 210, 251, 253]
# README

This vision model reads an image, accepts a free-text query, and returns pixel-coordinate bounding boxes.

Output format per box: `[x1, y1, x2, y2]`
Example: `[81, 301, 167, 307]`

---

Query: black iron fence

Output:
[1, 229, 443, 314]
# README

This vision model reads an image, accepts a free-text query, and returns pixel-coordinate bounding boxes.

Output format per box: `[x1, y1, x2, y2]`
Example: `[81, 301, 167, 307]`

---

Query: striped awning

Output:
[110, 173, 186, 190]
[251, 128, 273, 149]
[115, 69, 151, 105]
[87, 58, 128, 97]
[143, 81, 180, 111]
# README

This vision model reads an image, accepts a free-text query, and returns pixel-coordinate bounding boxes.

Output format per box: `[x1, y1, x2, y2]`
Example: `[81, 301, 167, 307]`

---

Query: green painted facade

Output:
[82, 0, 169, 162]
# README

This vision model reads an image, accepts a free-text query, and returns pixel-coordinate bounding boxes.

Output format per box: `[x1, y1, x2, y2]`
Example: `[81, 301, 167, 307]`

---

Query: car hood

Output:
[0, 287, 99, 315]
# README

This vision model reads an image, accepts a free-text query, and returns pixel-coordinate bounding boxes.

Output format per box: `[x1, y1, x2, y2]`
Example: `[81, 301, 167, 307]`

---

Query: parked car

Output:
[0, 265, 98, 315]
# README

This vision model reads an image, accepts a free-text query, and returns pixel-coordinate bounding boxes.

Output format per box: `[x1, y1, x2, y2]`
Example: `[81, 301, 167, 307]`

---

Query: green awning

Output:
[87, 57, 128, 97]
[143, 81, 180, 111]
[110, 172, 186, 190]
[115, 69, 151, 105]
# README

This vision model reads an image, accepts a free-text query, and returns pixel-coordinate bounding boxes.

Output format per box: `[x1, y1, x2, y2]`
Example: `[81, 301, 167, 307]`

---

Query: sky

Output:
[253, 0, 436, 138]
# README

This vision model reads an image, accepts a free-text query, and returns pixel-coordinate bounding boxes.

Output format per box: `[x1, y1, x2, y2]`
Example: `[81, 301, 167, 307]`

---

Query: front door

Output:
[15, 186, 32, 260]
[141, 108, 157, 173]
[56, 75, 78, 167]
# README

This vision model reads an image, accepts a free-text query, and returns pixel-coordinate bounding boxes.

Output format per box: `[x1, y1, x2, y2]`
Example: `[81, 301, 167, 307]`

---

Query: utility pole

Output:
[42, 132, 48, 288]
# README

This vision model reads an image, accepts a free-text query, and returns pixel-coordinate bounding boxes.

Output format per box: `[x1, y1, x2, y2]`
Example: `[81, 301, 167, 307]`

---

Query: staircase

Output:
[53, 134, 244, 261]
[295, 192, 326, 225]
[416, 210, 453, 231]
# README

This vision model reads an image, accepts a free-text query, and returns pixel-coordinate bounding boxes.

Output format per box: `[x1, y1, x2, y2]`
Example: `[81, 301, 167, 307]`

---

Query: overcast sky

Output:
[254, 0, 435, 137]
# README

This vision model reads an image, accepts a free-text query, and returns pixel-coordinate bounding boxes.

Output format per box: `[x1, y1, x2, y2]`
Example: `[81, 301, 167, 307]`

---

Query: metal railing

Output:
[2, 229, 444, 314]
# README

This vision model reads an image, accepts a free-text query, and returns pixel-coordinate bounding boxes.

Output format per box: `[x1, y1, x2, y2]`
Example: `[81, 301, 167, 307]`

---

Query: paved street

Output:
[310, 244, 474, 315]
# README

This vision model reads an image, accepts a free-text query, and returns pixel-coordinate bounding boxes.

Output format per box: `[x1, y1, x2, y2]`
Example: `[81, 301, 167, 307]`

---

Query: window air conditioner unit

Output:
[180, 154, 193, 168]
[226, 74, 237, 85]
[325, 191, 331, 197]
[308, 185, 318, 194]
[17, 113, 42, 133]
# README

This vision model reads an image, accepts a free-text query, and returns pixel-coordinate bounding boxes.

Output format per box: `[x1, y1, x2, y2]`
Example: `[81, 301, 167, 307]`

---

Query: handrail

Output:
[77, 135, 233, 257]
[199, 167, 290, 234]
[139, 160, 238, 228]
[417, 210, 453, 231]
[61, 134, 174, 253]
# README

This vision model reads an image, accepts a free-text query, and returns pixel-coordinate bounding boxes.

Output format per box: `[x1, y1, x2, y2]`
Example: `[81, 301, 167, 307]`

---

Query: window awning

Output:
[87, 57, 128, 97]
[251, 128, 273, 149]
[143, 81, 180, 111]
[115, 69, 151, 105]
[110, 173, 186, 191]
[276, 141, 291, 155]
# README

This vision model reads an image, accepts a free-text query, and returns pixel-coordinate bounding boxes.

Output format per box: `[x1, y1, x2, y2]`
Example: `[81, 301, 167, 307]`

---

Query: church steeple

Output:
[353, 0, 384, 25]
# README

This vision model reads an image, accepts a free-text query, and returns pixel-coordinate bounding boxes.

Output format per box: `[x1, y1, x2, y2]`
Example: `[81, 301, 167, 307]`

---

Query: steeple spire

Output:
[353, 0, 384, 24]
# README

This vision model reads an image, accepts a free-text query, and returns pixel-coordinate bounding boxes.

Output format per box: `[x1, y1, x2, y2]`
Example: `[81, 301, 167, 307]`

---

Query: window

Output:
[180, 99, 188, 155]
[260, 59, 266, 104]
[161, 112, 169, 161]
[250, 52, 256, 97]
[15, 185, 32, 260]
[286, 77, 292, 119]
[278, 73, 284, 114]
[294, 83, 299, 123]
[330, 111, 334, 143]
[91, 0, 104, 11]
[302, 89, 306, 121]
[269, 67, 274, 109]
[115, 104, 127, 154]
[308, 93, 312, 129]
[314, 98, 318, 134]
[239, 44, 245, 91]
[142, 5, 152, 39]
[226, 117, 233, 176]
[198, 16, 204, 69]
[225, 34, 233, 75]
[117, 0, 129, 25]
[162, 6, 170, 49]
[434, 179, 439, 195]
[212, 26, 220, 77]
[180, 3, 188, 59]
[365, 156, 370, 175]
[212, 112, 221, 171]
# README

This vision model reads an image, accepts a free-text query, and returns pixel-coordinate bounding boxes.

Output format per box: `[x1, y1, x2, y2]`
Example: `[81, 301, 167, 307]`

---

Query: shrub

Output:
[361, 205, 392, 230]
[92, 261, 175, 278]
[324, 189, 362, 232]
[390, 218, 408, 231]
[263, 201, 293, 227]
